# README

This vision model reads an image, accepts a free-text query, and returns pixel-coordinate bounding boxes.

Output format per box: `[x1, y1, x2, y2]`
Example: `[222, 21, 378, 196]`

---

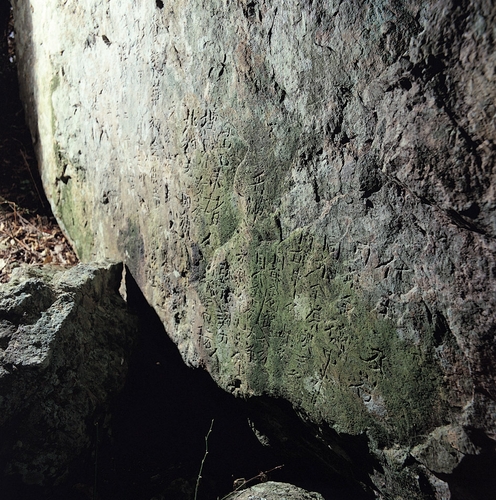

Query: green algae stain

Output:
[186, 102, 445, 445]
[218, 194, 239, 246]
[243, 228, 446, 444]
[190, 128, 245, 258]
[50, 76, 95, 261]
[53, 146, 94, 260]
[200, 223, 446, 445]
[57, 177, 94, 260]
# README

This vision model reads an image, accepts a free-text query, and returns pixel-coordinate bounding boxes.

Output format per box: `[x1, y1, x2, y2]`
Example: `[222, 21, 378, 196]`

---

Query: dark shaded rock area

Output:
[0, 262, 138, 498]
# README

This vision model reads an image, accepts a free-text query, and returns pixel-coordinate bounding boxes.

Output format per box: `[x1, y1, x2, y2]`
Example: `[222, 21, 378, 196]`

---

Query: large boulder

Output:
[11, 0, 496, 497]
[0, 262, 138, 490]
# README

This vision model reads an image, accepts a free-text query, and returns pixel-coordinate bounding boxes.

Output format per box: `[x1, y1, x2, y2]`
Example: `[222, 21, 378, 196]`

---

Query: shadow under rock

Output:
[97, 269, 376, 500]
[96, 270, 283, 500]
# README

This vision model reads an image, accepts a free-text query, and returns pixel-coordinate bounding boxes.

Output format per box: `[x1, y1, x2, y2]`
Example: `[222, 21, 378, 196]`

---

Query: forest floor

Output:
[0, 11, 77, 283]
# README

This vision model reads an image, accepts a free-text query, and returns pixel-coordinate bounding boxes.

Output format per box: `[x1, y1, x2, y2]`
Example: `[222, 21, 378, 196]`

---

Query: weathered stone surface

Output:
[0, 262, 138, 488]
[225, 481, 325, 500]
[12, 0, 496, 497]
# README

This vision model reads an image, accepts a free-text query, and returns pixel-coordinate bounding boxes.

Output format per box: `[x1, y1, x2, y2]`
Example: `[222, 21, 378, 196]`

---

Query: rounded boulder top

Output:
[224, 481, 325, 500]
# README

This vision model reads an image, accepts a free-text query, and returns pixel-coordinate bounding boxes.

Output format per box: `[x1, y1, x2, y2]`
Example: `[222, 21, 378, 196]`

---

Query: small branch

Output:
[194, 419, 214, 500]
[220, 464, 285, 500]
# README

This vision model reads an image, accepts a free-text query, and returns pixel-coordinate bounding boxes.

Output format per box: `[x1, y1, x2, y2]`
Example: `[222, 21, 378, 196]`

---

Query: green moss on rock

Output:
[54, 146, 94, 260]
[189, 120, 246, 256]
[200, 226, 446, 446]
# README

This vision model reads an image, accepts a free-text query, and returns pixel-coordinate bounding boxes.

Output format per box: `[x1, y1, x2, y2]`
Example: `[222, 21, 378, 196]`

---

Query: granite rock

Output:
[0, 262, 138, 488]
[224, 481, 325, 500]
[11, 0, 496, 497]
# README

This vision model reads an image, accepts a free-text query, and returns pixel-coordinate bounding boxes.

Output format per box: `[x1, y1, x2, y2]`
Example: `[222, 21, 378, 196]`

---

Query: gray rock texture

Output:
[11, 0, 496, 498]
[0, 262, 138, 487]
[224, 481, 324, 500]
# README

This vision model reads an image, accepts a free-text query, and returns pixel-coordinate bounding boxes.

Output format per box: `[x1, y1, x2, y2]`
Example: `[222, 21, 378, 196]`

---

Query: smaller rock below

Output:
[411, 425, 480, 475]
[0, 261, 138, 492]
[225, 481, 325, 500]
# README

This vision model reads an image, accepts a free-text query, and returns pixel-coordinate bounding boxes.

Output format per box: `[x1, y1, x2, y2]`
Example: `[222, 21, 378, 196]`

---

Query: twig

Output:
[9, 234, 38, 256]
[0, 196, 23, 225]
[93, 421, 99, 500]
[194, 419, 214, 500]
[220, 464, 285, 500]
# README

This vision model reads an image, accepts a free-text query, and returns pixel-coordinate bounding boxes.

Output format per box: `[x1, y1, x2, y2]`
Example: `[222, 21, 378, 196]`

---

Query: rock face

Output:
[0, 262, 138, 490]
[12, 0, 496, 498]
